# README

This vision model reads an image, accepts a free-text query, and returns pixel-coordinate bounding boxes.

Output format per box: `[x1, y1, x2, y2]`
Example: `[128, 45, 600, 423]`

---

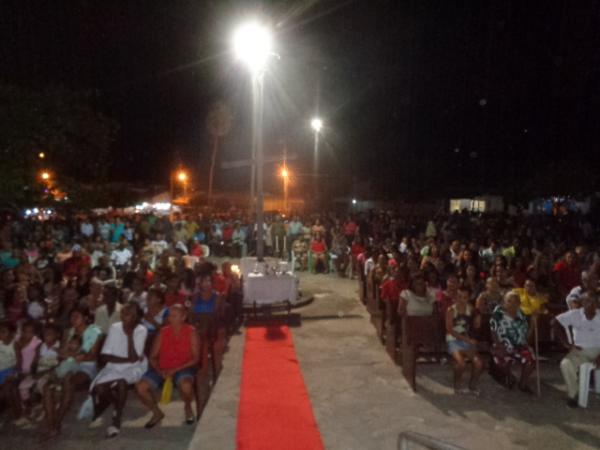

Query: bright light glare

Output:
[311, 118, 323, 132]
[38, 152, 45, 159]
[233, 22, 272, 73]
[352, 198, 357, 205]
[177, 171, 187, 182]
[41, 171, 50, 180]
[281, 168, 289, 178]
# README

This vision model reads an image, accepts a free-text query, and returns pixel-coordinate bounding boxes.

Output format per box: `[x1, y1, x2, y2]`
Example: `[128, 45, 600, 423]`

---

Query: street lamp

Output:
[38, 152, 45, 159]
[311, 117, 323, 203]
[233, 20, 273, 261]
[40, 171, 50, 181]
[311, 117, 323, 133]
[177, 170, 188, 198]
[280, 166, 289, 213]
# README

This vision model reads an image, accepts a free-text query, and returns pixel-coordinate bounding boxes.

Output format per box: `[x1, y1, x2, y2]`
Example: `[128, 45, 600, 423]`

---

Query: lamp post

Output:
[233, 21, 273, 261]
[177, 170, 188, 200]
[281, 166, 289, 213]
[310, 117, 323, 204]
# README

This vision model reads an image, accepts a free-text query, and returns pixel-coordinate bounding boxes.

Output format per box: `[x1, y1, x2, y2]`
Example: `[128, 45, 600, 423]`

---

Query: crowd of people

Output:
[0, 207, 599, 440]
[0, 211, 244, 439]
[351, 210, 600, 404]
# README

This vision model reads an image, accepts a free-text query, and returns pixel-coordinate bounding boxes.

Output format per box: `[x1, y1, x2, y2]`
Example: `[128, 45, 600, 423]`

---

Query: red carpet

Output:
[237, 326, 325, 450]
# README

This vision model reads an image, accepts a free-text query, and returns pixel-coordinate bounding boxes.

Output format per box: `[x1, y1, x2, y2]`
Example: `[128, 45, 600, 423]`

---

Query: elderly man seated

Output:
[553, 293, 600, 408]
[566, 271, 598, 309]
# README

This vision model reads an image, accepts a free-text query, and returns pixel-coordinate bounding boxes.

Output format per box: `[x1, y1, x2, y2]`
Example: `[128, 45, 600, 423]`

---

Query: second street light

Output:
[233, 21, 273, 261]
[311, 117, 323, 203]
[280, 165, 289, 213]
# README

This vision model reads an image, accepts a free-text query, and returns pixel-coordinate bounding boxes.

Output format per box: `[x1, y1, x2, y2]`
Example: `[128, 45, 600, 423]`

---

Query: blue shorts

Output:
[447, 340, 476, 355]
[142, 367, 196, 390]
[0, 367, 16, 385]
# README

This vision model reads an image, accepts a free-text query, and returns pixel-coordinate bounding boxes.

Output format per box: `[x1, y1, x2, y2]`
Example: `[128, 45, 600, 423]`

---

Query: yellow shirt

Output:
[514, 288, 547, 316]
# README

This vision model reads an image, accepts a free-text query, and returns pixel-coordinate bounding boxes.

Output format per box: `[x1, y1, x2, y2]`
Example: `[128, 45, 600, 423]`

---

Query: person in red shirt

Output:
[351, 237, 366, 279]
[164, 275, 186, 307]
[344, 218, 358, 244]
[310, 233, 329, 274]
[553, 251, 581, 299]
[222, 223, 234, 242]
[62, 245, 91, 279]
[380, 261, 401, 307]
[136, 304, 200, 427]
[212, 271, 229, 296]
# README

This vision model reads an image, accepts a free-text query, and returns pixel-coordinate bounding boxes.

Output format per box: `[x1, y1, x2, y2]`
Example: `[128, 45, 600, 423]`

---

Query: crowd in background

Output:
[0, 207, 599, 438]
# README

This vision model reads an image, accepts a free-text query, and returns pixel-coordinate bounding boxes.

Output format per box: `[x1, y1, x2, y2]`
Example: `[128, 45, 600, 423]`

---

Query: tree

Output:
[205, 101, 232, 204]
[0, 85, 118, 205]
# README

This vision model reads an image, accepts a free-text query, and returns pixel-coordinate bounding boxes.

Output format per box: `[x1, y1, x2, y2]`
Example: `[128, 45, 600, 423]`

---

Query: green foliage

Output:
[0, 85, 118, 205]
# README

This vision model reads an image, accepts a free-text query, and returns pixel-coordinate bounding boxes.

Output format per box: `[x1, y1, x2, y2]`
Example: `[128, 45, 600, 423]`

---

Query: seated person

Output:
[566, 271, 598, 310]
[90, 302, 148, 437]
[553, 293, 600, 408]
[446, 286, 483, 394]
[43, 305, 102, 439]
[190, 271, 221, 345]
[0, 322, 20, 419]
[15, 321, 42, 414]
[398, 275, 436, 317]
[513, 279, 548, 316]
[489, 292, 535, 393]
[135, 304, 200, 428]
[310, 233, 328, 273]
[292, 239, 308, 271]
[142, 289, 168, 335]
[330, 230, 350, 277]
[475, 277, 503, 315]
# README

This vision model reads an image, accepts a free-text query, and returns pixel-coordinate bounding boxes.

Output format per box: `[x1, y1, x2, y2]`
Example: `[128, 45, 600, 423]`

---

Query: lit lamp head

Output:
[177, 171, 187, 182]
[281, 168, 289, 178]
[311, 117, 323, 133]
[232, 22, 273, 74]
[41, 171, 50, 181]
[38, 152, 45, 159]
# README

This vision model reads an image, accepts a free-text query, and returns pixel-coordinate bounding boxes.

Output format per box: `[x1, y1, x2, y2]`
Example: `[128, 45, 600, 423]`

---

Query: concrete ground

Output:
[4, 269, 600, 449]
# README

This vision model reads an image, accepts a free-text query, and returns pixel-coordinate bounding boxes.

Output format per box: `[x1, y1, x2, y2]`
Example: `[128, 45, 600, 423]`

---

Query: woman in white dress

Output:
[90, 302, 148, 438]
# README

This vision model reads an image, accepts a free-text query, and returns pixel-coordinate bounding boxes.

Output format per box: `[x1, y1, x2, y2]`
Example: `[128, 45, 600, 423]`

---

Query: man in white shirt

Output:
[110, 241, 133, 270]
[565, 271, 598, 309]
[80, 219, 94, 238]
[94, 285, 123, 334]
[554, 293, 600, 407]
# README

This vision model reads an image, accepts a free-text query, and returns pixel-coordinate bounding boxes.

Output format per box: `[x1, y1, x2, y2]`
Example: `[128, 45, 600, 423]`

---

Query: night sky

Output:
[2, 1, 600, 199]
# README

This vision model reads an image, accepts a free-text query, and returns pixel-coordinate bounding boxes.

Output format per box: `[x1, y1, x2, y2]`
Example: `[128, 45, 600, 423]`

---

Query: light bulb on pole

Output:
[232, 20, 273, 261]
[311, 117, 323, 133]
[311, 117, 323, 205]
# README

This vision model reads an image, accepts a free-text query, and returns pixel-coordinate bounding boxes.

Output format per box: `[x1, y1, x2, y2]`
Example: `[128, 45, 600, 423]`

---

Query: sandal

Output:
[144, 411, 165, 429]
[185, 416, 196, 425]
[106, 425, 120, 438]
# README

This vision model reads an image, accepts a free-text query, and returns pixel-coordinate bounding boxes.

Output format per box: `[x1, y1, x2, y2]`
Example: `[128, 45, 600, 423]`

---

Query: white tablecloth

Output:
[243, 273, 298, 305]
[240, 257, 290, 277]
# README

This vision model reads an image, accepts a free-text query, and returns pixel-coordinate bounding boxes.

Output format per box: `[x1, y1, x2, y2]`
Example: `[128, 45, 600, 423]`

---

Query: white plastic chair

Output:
[200, 244, 210, 258]
[578, 362, 600, 407]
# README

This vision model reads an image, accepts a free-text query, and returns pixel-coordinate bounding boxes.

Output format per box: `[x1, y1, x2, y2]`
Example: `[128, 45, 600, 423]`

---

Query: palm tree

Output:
[206, 101, 232, 205]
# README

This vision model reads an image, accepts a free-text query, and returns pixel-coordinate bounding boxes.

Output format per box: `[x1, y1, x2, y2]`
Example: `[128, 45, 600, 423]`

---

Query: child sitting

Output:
[28, 324, 60, 401]
[54, 334, 82, 379]
[16, 321, 42, 413]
